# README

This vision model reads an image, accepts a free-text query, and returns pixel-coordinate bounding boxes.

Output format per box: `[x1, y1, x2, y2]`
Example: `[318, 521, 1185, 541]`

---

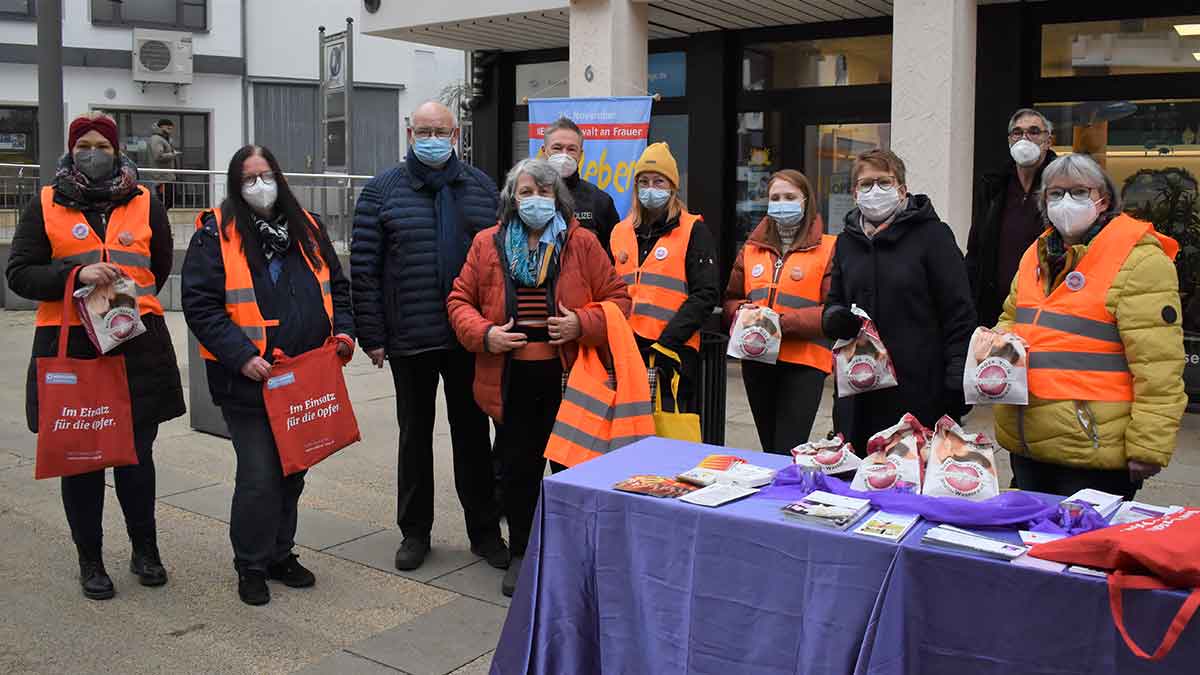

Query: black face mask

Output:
[74, 149, 115, 182]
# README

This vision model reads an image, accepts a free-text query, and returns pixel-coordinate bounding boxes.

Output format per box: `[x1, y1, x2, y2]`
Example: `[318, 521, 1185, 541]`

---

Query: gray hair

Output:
[1008, 108, 1053, 135]
[1037, 153, 1122, 215]
[542, 116, 584, 144]
[497, 158, 575, 224]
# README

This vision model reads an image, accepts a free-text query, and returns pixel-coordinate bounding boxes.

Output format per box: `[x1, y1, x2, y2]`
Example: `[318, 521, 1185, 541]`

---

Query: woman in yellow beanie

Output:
[609, 142, 719, 413]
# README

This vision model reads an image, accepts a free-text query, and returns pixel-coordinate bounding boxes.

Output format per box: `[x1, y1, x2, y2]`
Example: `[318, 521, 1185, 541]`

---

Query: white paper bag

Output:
[727, 305, 781, 365]
[792, 434, 862, 475]
[921, 416, 1000, 500]
[963, 327, 1028, 405]
[833, 305, 898, 397]
[849, 414, 928, 492]
[73, 275, 147, 354]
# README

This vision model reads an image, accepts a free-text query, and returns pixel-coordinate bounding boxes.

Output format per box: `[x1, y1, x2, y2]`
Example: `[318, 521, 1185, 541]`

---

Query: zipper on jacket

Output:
[766, 251, 787, 308]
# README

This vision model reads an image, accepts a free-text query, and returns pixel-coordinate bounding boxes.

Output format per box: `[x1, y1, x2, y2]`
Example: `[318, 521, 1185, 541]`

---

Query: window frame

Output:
[91, 0, 209, 33]
[0, 0, 35, 21]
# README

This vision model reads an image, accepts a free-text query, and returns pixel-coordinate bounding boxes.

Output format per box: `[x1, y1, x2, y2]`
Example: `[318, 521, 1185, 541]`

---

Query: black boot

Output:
[502, 555, 523, 598]
[77, 545, 115, 601]
[130, 533, 168, 587]
[237, 569, 270, 606]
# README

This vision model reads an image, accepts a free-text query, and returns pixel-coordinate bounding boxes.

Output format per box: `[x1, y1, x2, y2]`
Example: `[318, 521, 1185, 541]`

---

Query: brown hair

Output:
[851, 149, 907, 188]
[767, 169, 817, 235]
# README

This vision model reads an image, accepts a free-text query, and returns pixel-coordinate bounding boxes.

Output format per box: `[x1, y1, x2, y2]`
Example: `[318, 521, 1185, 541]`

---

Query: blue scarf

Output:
[406, 147, 466, 297]
[504, 213, 567, 287]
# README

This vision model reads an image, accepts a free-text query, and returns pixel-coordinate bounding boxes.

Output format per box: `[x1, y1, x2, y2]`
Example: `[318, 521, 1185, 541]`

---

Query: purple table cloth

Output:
[492, 438, 904, 675]
[854, 514, 1200, 674]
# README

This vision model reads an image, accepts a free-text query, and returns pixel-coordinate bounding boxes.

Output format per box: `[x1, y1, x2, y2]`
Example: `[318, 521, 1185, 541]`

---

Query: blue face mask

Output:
[638, 187, 671, 210]
[767, 200, 805, 227]
[412, 137, 453, 167]
[518, 195, 558, 230]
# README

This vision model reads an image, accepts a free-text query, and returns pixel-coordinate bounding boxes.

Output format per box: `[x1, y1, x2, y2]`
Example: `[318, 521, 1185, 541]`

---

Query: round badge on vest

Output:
[790, 267, 804, 281]
[71, 223, 89, 240]
[654, 246, 669, 261]
[618, 251, 629, 264]
[118, 231, 134, 246]
[751, 263, 764, 278]
[1065, 271, 1086, 292]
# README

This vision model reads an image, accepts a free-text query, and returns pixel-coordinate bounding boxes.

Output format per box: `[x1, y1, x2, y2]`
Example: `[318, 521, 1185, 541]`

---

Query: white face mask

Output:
[547, 153, 578, 178]
[1046, 194, 1099, 239]
[242, 176, 278, 212]
[1009, 139, 1042, 167]
[857, 184, 902, 223]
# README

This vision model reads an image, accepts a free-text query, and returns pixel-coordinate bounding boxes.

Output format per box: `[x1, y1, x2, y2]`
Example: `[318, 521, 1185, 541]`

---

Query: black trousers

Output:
[61, 424, 159, 552]
[1010, 452, 1143, 500]
[741, 360, 827, 455]
[494, 359, 563, 556]
[390, 349, 500, 545]
[223, 407, 306, 572]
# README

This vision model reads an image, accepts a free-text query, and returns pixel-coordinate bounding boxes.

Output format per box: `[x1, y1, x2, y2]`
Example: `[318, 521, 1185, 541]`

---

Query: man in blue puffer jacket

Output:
[351, 101, 507, 573]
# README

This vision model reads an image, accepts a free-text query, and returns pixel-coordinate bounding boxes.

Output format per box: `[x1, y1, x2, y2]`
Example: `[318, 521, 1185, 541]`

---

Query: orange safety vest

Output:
[195, 208, 333, 361]
[610, 211, 702, 351]
[1013, 214, 1178, 402]
[742, 234, 836, 372]
[35, 185, 163, 327]
[544, 301, 656, 468]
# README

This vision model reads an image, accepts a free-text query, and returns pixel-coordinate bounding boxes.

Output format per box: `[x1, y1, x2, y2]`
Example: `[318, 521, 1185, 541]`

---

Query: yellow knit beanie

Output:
[633, 142, 679, 188]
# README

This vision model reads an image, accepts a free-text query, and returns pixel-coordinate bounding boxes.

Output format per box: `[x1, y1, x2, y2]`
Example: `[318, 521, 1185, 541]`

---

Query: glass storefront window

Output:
[1038, 99, 1200, 339]
[1042, 16, 1200, 78]
[107, 109, 210, 208]
[735, 112, 784, 250]
[515, 53, 687, 104]
[742, 35, 891, 91]
[804, 123, 891, 235]
[649, 114, 688, 199]
[0, 106, 37, 164]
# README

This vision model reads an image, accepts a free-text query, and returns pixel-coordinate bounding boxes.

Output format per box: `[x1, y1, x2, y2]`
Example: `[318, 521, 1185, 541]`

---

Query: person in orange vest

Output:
[993, 154, 1186, 499]
[447, 158, 631, 597]
[6, 112, 185, 600]
[610, 142, 719, 413]
[724, 170, 834, 454]
[181, 145, 355, 606]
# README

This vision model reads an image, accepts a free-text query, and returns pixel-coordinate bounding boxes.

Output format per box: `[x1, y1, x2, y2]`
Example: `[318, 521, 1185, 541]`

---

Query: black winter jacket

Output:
[826, 195, 977, 453]
[965, 150, 1056, 328]
[564, 172, 621, 257]
[350, 157, 499, 355]
[8, 187, 185, 432]
[181, 211, 355, 411]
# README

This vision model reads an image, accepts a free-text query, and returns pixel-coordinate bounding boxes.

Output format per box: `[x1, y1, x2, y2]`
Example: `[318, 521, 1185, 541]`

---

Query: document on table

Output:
[679, 483, 759, 507]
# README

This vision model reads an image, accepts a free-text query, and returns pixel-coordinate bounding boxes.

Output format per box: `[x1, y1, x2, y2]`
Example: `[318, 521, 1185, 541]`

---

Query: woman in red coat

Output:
[447, 158, 630, 596]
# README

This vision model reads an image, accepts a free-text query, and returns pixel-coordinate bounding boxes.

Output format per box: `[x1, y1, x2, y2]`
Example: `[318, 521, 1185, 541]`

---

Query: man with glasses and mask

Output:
[822, 148, 976, 453]
[966, 108, 1057, 328]
[540, 117, 621, 257]
[350, 101, 508, 573]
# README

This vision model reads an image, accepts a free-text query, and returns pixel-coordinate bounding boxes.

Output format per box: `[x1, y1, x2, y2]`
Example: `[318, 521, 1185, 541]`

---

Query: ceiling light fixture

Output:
[1175, 24, 1200, 36]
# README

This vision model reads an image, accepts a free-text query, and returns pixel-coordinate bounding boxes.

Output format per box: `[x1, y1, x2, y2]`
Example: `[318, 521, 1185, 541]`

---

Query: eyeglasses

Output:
[1009, 127, 1048, 142]
[411, 127, 455, 140]
[855, 176, 897, 193]
[242, 172, 275, 189]
[1045, 186, 1097, 201]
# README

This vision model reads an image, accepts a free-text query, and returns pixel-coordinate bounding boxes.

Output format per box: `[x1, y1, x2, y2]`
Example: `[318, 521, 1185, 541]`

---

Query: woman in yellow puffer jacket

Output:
[993, 153, 1186, 499]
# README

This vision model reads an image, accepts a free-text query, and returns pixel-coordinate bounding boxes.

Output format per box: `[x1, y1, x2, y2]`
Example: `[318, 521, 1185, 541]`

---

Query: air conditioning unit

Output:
[132, 28, 193, 85]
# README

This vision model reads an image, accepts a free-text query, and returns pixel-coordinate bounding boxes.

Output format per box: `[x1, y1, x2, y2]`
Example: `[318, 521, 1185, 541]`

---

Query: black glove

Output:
[822, 304, 863, 341]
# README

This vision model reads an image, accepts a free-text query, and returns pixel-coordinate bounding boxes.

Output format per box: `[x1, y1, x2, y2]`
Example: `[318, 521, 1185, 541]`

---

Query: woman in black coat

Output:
[822, 149, 976, 453]
[6, 112, 185, 600]
[181, 145, 355, 606]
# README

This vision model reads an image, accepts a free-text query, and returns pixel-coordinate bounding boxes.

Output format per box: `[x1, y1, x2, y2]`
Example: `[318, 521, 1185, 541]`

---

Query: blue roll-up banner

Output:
[527, 96, 654, 218]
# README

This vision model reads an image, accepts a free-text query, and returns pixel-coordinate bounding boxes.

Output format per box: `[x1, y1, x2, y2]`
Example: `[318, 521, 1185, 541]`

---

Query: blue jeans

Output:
[222, 407, 306, 572]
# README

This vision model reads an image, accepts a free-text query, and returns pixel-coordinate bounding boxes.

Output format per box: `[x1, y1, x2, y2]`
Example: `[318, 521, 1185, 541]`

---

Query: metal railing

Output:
[0, 163, 373, 251]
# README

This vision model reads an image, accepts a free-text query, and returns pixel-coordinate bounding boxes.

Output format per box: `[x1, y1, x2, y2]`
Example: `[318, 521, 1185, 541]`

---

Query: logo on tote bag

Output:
[44, 372, 78, 385]
[267, 372, 296, 390]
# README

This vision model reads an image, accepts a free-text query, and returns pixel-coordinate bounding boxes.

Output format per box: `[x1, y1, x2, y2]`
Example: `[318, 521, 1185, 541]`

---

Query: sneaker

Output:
[78, 549, 115, 601]
[130, 535, 168, 587]
[237, 570, 270, 606]
[501, 555, 523, 598]
[266, 553, 316, 588]
[394, 537, 430, 571]
[470, 535, 511, 570]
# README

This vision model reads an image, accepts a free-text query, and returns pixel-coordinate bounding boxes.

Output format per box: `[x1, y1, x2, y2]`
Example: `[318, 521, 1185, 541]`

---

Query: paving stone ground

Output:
[1, 311, 1197, 673]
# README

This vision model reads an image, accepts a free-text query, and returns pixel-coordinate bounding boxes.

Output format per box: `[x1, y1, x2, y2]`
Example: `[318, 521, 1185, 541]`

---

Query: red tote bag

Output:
[262, 338, 360, 476]
[1030, 508, 1200, 661]
[34, 268, 137, 479]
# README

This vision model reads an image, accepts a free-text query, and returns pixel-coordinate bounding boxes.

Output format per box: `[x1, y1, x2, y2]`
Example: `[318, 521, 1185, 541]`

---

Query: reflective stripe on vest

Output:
[740, 234, 836, 372]
[1012, 214, 1175, 402]
[544, 301, 656, 468]
[195, 208, 333, 361]
[35, 185, 163, 327]
[610, 211, 702, 350]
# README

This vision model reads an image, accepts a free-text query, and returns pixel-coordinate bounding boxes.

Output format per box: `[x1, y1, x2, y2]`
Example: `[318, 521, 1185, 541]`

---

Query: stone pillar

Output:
[890, 0, 977, 248]
[569, 0, 648, 97]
